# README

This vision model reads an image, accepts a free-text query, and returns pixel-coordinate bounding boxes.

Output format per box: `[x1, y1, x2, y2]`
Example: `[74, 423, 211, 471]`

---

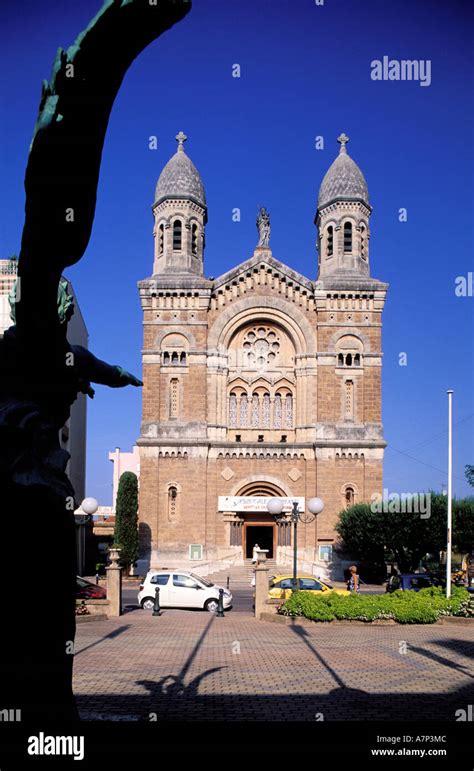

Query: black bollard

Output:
[95, 573, 99, 585]
[152, 586, 161, 616]
[226, 576, 230, 589]
[216, 588, 225, 617]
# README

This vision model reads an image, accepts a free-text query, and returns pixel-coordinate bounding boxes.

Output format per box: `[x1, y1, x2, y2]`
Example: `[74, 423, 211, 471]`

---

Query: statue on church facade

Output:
[256, 206, 271, 247]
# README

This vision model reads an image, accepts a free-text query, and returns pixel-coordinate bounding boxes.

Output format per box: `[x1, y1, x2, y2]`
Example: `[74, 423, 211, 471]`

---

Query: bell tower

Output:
[152, 132, 207, 276]
[316, 134, 371, 279]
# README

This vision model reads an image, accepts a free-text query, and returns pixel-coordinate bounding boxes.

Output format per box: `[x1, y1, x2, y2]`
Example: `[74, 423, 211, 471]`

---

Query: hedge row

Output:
[278, 586, 474, 624]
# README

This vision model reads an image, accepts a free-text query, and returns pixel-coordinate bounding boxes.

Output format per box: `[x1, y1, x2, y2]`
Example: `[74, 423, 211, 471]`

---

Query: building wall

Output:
[108, 446, 140, 509]
[136, 249, 387, 579]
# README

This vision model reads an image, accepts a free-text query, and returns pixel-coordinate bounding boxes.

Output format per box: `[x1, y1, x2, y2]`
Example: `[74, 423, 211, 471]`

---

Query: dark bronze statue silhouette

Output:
[0, 0, 191, 722]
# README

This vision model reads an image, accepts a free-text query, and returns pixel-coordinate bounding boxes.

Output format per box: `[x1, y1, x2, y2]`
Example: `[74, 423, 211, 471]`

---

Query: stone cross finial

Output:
[337, 133, 349, 153]
[175, 130, 187, 151]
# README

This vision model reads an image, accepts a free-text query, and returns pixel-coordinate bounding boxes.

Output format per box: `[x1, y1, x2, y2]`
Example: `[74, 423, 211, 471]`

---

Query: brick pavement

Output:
[73, 605, 474, 721]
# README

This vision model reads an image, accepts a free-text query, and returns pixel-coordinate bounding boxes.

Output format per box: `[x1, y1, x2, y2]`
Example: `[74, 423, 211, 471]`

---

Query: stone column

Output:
[106, 547, 122, 617]
[254, 548, 269, 619]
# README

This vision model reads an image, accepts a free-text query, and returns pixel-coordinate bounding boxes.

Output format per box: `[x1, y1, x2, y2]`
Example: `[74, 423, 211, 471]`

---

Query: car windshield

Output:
[190, 573, 213, 587]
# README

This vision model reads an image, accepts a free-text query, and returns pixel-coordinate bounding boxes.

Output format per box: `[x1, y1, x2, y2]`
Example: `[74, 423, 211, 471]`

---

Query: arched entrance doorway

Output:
[235, 481, 287, 560]
[243, 513, 276, 559]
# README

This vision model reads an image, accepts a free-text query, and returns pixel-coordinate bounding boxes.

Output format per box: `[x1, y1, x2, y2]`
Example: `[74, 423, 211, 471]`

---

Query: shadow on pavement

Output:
[76, 680, 474, 721]
[75, 625, 131, 656]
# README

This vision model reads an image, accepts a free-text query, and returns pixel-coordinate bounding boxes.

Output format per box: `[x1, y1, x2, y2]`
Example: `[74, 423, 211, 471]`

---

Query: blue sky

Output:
[1, 0, 473, 503]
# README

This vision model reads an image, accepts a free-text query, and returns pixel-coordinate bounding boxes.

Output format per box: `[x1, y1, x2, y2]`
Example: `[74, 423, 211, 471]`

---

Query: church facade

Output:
[136, 132, 388, 579]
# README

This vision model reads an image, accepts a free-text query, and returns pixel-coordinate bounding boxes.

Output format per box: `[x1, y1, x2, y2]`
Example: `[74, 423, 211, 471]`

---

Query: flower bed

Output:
[278, 586, 474, 624]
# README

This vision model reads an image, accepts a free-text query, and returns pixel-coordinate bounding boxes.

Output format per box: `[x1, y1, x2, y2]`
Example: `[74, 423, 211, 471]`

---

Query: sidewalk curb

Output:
[260, 613, 474, 626]
[76, 613, 108, 623]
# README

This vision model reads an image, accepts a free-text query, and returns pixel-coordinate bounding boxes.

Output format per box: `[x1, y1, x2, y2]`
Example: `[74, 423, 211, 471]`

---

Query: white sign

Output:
[218, 496, 305, 513]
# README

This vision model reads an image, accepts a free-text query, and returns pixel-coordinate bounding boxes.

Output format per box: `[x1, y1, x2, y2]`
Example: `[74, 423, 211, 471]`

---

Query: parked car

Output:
[427, 567, 466, 587]
[268, 574, 350, 600]
[76, 576, 106, 600]
[386, 573, 434, 593]
[138, 570, 232, 612]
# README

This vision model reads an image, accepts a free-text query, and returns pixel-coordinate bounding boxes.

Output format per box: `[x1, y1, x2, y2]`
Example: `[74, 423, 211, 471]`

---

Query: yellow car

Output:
[268, 574, 350, 600]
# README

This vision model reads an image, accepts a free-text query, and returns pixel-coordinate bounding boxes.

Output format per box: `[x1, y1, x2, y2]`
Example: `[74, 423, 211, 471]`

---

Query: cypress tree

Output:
[114, 471, 139, 574]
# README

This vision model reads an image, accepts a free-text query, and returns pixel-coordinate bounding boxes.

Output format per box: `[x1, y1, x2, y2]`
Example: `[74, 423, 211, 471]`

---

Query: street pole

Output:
[446, 390, 453, 599]
[292, 500, 299, 590]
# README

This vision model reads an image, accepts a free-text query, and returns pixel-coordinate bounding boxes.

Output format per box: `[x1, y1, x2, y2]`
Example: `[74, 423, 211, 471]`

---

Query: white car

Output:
[138, 570, 232, 613]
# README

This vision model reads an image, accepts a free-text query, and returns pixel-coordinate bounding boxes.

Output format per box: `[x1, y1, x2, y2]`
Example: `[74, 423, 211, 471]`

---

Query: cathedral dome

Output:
[154, 131, 206, 207]
[318, 134, 369, 210]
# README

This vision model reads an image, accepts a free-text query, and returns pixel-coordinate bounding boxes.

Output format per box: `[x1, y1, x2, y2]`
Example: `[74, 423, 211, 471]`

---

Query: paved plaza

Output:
[73, 601, 474, 722]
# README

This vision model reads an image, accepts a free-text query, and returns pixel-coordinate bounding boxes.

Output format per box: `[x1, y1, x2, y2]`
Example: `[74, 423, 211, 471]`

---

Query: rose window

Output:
[242, 326, 280, 369]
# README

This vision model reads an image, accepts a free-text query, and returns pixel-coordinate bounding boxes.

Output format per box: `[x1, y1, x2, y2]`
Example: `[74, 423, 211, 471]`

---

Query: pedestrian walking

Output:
[251, 543, 260, 564]
[347, 564, 361, 593]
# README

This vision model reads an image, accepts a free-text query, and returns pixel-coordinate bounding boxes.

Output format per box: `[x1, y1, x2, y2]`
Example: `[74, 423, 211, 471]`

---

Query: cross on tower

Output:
[337, 133, 349, 152]
[175, 130, 187, 150]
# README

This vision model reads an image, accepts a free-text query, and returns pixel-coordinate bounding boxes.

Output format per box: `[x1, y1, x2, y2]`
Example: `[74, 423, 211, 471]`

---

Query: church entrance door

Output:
[244, 519, 275, 559]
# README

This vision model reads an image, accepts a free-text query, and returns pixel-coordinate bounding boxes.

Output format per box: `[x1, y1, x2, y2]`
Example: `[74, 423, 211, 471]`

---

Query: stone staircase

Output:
[205, 559, 285, 590]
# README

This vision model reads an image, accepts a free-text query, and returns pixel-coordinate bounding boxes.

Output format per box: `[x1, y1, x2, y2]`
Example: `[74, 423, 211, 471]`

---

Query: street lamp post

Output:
[267, 496, 324, 590]
[446, 390, 453, 599]
[74, 497, 98, 576]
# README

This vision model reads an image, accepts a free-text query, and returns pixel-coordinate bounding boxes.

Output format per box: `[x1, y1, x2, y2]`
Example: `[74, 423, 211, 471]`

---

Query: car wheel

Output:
[204, 598, 219, 613]
[141, 597, 155, 610]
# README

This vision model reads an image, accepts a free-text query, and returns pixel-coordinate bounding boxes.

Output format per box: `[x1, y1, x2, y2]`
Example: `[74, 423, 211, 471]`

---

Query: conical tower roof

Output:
[318, 133, 369, 210]
[154, 131, 206, 207]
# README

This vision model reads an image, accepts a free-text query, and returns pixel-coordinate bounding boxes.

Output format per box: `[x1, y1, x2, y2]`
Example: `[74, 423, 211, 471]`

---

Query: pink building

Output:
[108, 446, 140, 510]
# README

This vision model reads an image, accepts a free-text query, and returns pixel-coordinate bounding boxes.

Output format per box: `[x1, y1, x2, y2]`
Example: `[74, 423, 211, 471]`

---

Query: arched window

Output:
[343, 222, 352, 252]
[229, 393, 237, 427]
[239, 394, 248, 426]
[251, 394, 260, 427]
[285, 394, 293, 428]
[180, 352, 186, 365]
[163, 351, 170, 365]
[168, 486, 178, 521]
[173, 220, 182, 251]
[360, 224, 366, 259]
[170, 378, 179, 418]
[262, 393, 271, 427]
[191, 223, 198, 255]
[274, 393, 282, 429]
[327, 225, 334, 257]
[335, 335, 363, 369]
[159, 223, 164, 255]
[171, 351, 179, 365]
[345, 486, 355, 509]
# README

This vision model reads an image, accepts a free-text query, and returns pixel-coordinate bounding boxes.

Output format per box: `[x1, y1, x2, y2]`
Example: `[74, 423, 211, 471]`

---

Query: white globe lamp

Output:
[81, 497, 99, 516]
[267, 498, 285, 516]
[307, 497, 325, 515]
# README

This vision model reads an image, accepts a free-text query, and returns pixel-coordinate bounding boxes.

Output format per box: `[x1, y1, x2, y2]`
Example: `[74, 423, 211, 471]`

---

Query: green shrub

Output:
[278, 587, 473, 624]
[282, 591, 335, 621]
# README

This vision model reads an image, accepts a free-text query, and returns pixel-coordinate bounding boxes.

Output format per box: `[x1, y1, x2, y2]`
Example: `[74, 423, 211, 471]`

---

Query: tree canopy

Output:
[465, 465, 474, 488]
[336, 494, 474, 572]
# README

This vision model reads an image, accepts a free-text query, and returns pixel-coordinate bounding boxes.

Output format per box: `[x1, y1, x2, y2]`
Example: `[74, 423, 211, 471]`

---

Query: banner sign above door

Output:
[218, 496, 305, 513]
